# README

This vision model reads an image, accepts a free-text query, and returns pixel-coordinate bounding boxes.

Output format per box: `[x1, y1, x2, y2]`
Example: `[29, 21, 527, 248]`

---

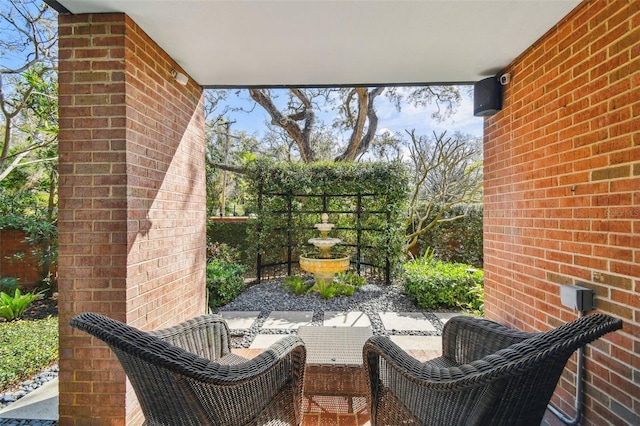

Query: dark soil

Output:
[21, 293, 58, 320]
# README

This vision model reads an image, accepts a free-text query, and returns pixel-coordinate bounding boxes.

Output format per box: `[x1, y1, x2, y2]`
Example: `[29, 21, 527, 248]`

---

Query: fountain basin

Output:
[308, 238, 342, 249]
[299, 256, 350, 279]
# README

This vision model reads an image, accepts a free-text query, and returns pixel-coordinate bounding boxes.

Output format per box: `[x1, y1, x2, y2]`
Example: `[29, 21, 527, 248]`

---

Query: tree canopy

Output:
[0, 0, 58, 188]
[210, 86, 464, 164]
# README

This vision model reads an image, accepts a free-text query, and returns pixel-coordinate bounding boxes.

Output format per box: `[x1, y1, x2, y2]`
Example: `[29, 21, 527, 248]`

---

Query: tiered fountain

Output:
[299, 213, 350, 291]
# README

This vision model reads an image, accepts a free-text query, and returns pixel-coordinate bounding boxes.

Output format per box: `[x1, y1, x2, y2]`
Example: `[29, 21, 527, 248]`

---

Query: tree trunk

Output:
[249, 88, 315, 162]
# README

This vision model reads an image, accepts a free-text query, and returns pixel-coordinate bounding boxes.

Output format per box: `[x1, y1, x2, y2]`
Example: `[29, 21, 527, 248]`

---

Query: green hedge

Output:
[415, 204, 483, 268]
[403, 257, 484, 313]
[244, 160, 410, 280]
[207, 220, 251, 264]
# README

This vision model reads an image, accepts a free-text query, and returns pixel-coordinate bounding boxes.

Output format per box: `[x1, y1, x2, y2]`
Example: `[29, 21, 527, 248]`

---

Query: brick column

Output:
[58, 13, 206, 425]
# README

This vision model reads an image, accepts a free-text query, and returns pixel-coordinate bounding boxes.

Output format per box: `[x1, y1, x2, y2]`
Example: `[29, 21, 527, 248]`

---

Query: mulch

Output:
[20, 293, 58, 320]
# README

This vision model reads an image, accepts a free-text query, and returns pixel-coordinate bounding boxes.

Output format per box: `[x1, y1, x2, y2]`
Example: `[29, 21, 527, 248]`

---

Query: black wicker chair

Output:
[363, 313, 622, 426]
[70, 312, 306, 426]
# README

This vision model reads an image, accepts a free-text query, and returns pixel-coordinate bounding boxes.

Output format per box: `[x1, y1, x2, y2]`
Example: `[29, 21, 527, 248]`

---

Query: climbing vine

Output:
[244, 160, 409, 282]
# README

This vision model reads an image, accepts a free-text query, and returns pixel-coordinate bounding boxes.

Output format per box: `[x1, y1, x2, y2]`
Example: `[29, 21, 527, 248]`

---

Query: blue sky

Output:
[213, 86, 483, 143]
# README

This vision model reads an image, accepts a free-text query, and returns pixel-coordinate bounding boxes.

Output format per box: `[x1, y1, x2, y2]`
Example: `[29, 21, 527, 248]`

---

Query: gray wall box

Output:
[560, 284, 595, 311]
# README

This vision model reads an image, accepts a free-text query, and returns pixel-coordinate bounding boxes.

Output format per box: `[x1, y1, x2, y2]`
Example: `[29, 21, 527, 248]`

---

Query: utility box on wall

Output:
[560, 284, 595, 312]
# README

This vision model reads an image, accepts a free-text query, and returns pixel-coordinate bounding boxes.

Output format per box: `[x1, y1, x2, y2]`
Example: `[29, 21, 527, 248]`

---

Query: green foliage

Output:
[0, 316, 58, 390]
[332, 283, 356, 297]
[310, 278, 337, 299]
[466, 282, 485, 315]
[335, 271, 367, 288]
[0, 289, 40, 321]
[304, 271, 365, 299]
[207, 241, 241, 264]
[207, 220, 251, 264]
[0, 190, 58, 295]
[0, 277, 19, 294]
[245, 160, 409, 280]
[283, 275, 311, 295]
[206, 242, 246, 309]
[403, 259, 484, 313]
[415, 204, 483, 268]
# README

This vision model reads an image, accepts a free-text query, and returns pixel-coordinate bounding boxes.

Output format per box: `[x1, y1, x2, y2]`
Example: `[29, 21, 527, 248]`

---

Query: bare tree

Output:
[0, 0, 57, 183]
[405, 130, 483, 253]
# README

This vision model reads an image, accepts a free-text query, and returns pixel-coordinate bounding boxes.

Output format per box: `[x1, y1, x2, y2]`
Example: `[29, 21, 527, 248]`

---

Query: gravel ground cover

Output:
[214, 278, 443, 348]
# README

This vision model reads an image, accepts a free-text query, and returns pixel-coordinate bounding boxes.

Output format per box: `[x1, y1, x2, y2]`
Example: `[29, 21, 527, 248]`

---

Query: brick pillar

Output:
[58, 13, 206, 425]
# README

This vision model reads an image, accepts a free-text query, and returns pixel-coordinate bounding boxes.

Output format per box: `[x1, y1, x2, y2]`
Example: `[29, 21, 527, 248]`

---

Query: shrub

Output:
[206, 261, 246, 309]
[335, 271, 367, 288]
[207, 220, 251, 264]
[0, 289, 40, 321]
[283, 276, 311, 295]
[415, 203, 483, 268]
[403, 257, 484, 313]
[0, 316, 58, 390]
[206, 242, 246, 309]
[333, 283, 355, 297]
[0, 277, 19, 294]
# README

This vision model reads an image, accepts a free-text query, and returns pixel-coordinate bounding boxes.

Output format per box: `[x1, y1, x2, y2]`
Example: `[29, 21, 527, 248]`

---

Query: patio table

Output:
[297, 325, 373, 399]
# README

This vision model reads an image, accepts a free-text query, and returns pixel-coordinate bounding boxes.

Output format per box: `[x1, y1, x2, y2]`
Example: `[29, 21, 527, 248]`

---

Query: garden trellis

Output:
[245, 160, 409, 284]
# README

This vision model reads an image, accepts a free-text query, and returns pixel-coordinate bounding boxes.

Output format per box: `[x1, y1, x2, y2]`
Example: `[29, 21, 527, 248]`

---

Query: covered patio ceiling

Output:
[47, 0, 580, 87]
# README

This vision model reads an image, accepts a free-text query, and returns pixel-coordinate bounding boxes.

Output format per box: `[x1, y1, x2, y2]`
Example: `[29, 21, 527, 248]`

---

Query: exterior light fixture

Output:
[171, 69, 188, 86]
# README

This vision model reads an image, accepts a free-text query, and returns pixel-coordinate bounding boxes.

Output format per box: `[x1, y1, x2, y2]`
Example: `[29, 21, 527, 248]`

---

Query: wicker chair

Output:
[70, 312, 306, 426]
[363, 313, 622, 426]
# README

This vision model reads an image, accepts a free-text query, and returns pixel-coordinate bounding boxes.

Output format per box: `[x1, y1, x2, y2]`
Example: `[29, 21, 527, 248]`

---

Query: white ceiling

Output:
[49, 0, 581, 88]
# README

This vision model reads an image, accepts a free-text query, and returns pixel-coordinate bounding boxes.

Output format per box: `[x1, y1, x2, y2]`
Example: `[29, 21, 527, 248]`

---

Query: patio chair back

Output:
[70, 312, 306, 426]
[364, 313, 622, 426]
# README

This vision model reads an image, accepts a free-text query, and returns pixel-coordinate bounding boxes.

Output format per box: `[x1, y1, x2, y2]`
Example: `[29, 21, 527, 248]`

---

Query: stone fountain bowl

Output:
[314, 223, 335, 232]
[308, 237, 341, 248]
[299, 255, 350, 277]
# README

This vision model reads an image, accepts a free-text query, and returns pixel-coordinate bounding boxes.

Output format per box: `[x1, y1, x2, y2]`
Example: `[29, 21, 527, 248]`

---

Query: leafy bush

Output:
[206, 261, 246, 309]
[207, 220, 251, 264]
[0, 316, 58, 390]
[335, 271, 367, 288]
[206, 242, 246, 309]
[415, 203, 483, 268]
[0, 289, 40, 321]
[403, 257, 484, 314]
[0, 277, 19, 294]
[283, 276, 311, 295]
[304, 271, 365, 299]
[332, 283, 356, 297]
[207, 241, 241, 264]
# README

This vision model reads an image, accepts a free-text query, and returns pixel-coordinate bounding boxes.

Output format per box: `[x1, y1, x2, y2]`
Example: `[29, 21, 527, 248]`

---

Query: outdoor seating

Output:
[363, 313, 622, 426]
[70, 312, 306, 426]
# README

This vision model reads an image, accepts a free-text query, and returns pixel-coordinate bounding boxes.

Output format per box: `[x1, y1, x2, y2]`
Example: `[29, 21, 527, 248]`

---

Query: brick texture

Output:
[0, 229, 43, 288]
[57, 13, 206, 425]
[484, 1, 639, 425]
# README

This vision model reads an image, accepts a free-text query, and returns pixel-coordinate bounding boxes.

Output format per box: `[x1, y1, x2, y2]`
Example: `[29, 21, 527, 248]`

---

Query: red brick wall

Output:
[0, 229, 42, 288]
[57, 13, 206, 425]
[483, 1, 639, 424]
